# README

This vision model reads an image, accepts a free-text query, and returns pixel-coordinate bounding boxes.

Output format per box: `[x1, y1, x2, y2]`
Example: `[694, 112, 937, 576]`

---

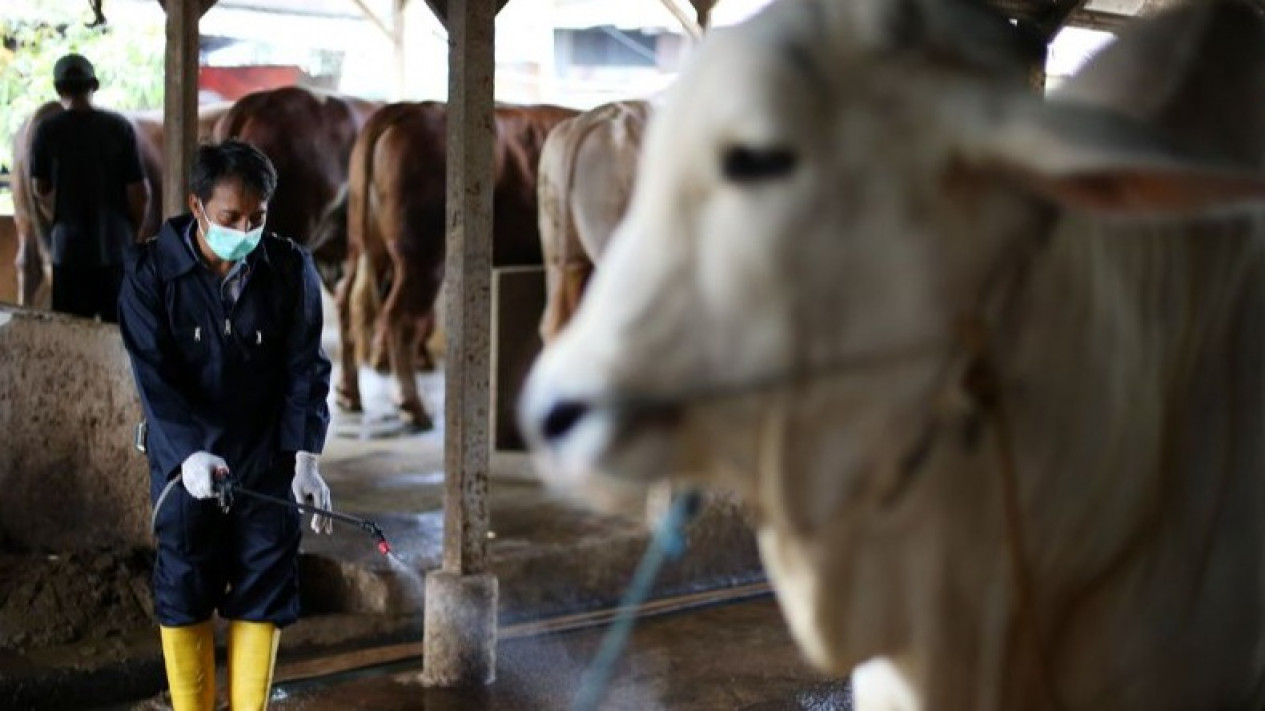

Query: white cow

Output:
[520, 0, 1265, 708]
[538, 100, 652, 343]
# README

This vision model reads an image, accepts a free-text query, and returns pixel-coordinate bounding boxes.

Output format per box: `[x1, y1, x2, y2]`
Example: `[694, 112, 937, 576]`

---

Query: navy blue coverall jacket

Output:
[119, 214, 331, 626]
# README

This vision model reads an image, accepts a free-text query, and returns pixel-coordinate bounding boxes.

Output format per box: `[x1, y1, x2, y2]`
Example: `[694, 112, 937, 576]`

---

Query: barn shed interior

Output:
[0, 0, 1201, 708]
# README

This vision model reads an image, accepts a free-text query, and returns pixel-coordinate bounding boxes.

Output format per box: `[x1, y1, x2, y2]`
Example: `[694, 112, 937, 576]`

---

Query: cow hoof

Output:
[335, 389, 363, 413]
[402, 408, 434, 432]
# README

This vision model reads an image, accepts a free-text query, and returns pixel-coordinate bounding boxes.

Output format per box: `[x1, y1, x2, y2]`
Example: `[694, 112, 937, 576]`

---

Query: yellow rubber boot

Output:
[228, 620, 281, 710]
[159, 621, 216, 711]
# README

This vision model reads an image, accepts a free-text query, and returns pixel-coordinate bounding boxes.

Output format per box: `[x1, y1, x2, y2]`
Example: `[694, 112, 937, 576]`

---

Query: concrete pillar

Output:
[422, 0, 499, 688]
[162, 0, 201, 218]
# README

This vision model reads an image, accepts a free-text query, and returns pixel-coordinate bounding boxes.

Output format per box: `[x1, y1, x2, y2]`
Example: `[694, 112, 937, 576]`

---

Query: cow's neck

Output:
[984, 213, 1265, 709]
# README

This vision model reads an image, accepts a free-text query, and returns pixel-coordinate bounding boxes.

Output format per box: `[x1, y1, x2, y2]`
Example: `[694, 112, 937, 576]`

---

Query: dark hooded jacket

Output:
[119, 214, 331, 501]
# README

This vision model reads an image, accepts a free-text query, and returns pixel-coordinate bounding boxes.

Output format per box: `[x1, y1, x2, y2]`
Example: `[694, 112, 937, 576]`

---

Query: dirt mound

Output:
[0, 548, 154, 650]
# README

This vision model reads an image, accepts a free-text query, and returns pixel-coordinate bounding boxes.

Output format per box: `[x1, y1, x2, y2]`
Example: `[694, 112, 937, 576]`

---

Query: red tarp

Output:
[199, 65, 305, 102]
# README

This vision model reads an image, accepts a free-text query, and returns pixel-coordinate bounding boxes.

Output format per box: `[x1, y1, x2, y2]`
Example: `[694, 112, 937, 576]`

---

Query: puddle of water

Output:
[378, 471, 446, 487]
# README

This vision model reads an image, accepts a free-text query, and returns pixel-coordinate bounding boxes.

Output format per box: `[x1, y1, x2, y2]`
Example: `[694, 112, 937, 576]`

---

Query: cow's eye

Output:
[721, 145, 797, 183]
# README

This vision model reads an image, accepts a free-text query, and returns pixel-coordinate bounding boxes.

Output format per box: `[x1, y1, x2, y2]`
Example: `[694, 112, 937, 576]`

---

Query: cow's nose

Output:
[540, 399, 589, 443]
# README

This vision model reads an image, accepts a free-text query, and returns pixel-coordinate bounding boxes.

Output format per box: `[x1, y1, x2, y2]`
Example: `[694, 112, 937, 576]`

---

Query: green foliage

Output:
[0, 2, 165, 170]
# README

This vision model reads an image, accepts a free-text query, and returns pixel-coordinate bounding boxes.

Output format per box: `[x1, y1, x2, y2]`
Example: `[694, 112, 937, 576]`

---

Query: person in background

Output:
[29, 52, 149, 322]
[118, 140, 332, 711]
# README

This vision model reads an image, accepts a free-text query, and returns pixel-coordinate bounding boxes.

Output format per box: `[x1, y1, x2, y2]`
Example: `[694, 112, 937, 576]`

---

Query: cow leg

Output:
[380, 249, 436, 432]
[415, 310, 436, 372]
[333, 262, 363, 413]
[386, 314, 433, 431]
[369, 302, 392, 373]
[370, 294, 392, 373]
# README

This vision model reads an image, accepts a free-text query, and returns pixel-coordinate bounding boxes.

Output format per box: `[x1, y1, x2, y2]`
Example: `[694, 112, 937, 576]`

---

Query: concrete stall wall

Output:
[491, 266, 546, 452]
[0, 307, 150, 552]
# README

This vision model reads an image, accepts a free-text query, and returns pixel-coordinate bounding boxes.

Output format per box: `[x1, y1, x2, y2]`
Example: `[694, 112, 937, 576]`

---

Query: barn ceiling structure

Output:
[146, 0, 1165, 690]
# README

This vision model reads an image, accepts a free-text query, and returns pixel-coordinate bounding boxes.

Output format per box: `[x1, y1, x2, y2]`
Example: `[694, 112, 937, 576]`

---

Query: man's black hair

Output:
[190, 139, 278, 203]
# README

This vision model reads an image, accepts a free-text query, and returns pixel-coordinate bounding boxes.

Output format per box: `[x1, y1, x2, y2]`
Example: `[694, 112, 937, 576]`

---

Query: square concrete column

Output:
[422, 0, 499, 688]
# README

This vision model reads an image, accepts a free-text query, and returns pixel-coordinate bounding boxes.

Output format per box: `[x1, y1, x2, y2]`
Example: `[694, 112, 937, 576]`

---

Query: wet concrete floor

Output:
[251, 596, 849, 711]
[2, 306, 772, 709]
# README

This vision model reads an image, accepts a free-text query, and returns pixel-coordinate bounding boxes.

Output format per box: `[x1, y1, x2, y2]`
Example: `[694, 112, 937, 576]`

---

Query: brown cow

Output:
[337, 101, 579, 428]
[311, 182, 437, 376]
[129, 103, 234, 238]
[309, 184, 350, 292]
[11, 103, 229, 308]
[213, 86, 380, 252]
[538, 100, 651, 344]
[11, 101, 62, 308]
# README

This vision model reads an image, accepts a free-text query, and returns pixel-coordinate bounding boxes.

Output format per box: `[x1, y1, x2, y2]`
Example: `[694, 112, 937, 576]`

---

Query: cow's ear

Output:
[960, 101, 1265, 216]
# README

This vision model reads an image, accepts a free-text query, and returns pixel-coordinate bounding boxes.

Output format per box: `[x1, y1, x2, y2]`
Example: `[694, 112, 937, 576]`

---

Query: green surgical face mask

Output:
[199, 200, 263, 261]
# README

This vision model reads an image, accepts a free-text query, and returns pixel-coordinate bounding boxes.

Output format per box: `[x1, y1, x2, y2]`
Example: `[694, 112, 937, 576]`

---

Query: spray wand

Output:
[212, 471, 393, 556]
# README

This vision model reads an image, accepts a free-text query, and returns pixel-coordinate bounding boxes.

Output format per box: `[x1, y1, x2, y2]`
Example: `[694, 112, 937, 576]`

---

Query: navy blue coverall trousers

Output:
[118, 215, 331, 627]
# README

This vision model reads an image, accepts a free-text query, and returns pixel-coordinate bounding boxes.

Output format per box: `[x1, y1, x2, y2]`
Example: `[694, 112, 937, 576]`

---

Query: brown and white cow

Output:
[213, 86, 380, 252]
[521, 0, 1265, 708]
[538, 100, 651, 344]
[336, 101, 578, 428]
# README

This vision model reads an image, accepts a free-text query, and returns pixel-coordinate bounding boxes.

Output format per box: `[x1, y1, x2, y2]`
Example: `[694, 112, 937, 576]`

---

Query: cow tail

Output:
[349, 251, 377, 366]
[347, 105, 408, 367]
[347, 111, 381, 367]
[559, 111, 601, 276]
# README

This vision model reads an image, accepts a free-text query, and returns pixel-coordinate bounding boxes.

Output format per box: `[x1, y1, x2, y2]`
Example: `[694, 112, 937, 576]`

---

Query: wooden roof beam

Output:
[349, 0, 393, 39]
[1068, 7, 1132, 31]
[1038, 0, 1092, 39]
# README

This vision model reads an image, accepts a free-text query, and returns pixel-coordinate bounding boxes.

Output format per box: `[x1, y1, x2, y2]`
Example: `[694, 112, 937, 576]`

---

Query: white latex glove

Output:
[181, 451, 228, 500]
[293, 451, 333, 534]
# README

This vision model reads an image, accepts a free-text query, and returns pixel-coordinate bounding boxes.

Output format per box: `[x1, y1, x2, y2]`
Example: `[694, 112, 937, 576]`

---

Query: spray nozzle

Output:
[361, 521, 392, 556]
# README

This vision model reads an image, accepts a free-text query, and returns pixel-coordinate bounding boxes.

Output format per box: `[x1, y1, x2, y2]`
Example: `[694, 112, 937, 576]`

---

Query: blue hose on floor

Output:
[571, 489, 703, 711]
